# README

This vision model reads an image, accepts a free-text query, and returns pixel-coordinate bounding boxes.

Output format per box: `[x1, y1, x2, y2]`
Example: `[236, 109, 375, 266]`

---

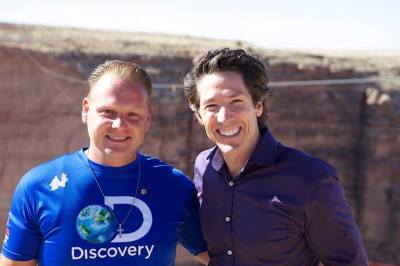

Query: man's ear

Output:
[195, 111, 204, 125]
[82, 97, 89, 124]
[145, 105, 152, 132]
[255, 100, 263, 117]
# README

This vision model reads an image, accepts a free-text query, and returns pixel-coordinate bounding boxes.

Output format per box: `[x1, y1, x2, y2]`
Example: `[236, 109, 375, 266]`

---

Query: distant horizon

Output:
[1, 0, 399, 52]
[2, 21, 399, 56]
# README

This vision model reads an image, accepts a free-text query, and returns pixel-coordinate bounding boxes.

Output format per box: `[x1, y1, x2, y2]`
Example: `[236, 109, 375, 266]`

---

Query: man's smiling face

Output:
[82, 72, 152, 166]
[196, 71, 263, 157]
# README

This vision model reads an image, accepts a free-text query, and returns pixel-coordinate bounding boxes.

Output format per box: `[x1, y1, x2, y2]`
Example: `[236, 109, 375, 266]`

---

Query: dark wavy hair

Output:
[183, 48, 269, 130]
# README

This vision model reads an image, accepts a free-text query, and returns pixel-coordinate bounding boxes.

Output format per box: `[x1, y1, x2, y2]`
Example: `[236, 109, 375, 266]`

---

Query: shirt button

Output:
[227, 250, 233, 256]
[228, 181, 234, 187]
[225, 216, 231, 222]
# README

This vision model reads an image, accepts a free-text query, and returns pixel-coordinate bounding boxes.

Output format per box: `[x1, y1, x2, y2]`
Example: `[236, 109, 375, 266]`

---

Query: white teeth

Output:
[107, 135, 128, 141]
[219, 128, 239, 136]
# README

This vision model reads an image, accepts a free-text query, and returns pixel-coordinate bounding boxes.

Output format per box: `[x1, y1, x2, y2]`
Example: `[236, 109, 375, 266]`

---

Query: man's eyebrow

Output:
[201, 98, 215, 105]
[96, 105, 113, 109]
[224, 92, 245, 99]
[201, 92, 244, 104]
[227, 92, 243, 98]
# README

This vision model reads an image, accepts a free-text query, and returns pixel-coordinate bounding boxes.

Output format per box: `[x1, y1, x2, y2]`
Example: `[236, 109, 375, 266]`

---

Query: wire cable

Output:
[22, 50, 394, 89]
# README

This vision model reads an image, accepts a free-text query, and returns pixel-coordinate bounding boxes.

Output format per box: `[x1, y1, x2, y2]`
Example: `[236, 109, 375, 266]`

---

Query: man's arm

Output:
[195, 251, 210, 265]
[0, 255, 36, 266]
[305, 175, 368, 265]
[2, 178, 41, 264]
[176, 174, 209, 264]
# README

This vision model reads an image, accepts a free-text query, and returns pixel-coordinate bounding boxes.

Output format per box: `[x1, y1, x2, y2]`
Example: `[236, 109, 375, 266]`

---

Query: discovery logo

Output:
[71, 244, 155, 260]
[73, 196, 154, 261]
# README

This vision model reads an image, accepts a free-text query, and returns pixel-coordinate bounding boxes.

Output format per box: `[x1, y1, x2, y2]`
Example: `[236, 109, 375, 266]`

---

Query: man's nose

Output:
[216, 106, 231, 123]
[112, 117, 127, 128]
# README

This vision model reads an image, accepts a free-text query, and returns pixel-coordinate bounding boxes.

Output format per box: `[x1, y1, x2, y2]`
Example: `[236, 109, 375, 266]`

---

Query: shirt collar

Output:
[247, 127, 279, 167]
[207, 147, 224, 171]
[208, 127, 279, 172]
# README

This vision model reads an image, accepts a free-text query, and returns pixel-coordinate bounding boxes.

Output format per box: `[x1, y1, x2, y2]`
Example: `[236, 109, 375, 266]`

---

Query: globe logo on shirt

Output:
[76, 205, 116, 244]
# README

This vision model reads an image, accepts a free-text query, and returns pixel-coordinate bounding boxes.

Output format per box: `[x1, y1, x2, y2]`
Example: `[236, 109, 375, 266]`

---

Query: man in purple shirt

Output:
[183, 48, 368, 266]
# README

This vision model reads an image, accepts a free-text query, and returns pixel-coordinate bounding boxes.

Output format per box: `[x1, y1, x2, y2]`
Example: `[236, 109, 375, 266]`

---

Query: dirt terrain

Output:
[1, 22, 399, 90]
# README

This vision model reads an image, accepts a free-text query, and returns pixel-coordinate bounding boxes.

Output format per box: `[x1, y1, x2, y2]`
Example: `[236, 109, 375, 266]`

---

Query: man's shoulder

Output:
[277, 144, 338, 182]
[140, 153, 183, 174]
[21, 151, 80, 186]
[140, 153, 192, 184]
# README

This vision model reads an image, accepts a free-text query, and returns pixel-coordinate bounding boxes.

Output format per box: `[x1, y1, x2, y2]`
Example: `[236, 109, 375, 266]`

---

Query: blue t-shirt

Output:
[2, 149, 206, 265]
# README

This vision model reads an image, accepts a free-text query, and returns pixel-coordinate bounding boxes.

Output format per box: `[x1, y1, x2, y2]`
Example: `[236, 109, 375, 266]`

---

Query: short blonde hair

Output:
[88, 60, 152, 97]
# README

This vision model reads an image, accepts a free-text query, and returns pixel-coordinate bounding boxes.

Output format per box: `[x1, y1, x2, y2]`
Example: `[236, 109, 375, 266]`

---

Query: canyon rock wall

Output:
[0, 45, 399, 264]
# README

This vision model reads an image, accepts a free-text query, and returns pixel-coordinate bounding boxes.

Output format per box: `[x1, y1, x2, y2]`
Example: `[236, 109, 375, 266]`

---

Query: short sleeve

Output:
[177, 186, 207, 255]
[1, 178, 42, 261]
[305, 175, 368, 265]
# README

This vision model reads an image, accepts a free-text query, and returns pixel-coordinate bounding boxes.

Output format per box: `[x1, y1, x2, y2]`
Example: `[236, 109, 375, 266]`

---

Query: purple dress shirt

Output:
[193, 129, 368, 266]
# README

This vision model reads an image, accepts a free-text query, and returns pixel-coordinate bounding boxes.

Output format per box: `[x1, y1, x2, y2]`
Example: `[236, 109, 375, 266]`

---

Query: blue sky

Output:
[1, 0, 399, 51]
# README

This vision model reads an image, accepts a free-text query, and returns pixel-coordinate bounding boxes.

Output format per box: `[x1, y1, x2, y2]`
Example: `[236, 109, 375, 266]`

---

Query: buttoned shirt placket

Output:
[211, 149, 247, 265]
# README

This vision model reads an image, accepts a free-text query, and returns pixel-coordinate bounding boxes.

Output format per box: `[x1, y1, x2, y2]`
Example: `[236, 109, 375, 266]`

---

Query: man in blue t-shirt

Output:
[1, 60, 209, 266]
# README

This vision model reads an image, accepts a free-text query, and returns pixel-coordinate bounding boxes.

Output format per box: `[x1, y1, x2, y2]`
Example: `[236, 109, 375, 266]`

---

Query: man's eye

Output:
[231, 99, 243, 104]
[128, 113, 139, 118]
[205, 104, 218, 110]
[100, 109, 115, 116]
